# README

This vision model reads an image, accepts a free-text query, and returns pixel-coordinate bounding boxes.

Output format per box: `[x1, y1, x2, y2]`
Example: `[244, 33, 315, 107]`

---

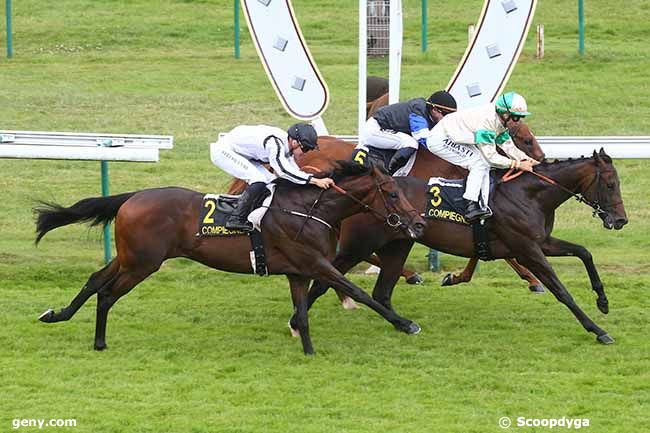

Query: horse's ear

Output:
[592, 150, 600, 162]
[598, 147, 612, 163]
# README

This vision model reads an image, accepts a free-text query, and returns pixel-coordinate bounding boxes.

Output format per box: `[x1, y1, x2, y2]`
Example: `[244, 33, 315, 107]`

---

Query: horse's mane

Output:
[273, 160, 373, 189]
[537, 152, 612, 169]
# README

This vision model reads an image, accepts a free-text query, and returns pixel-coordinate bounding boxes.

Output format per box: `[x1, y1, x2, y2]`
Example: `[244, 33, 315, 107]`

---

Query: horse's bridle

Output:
[331, 174, 418, 230]
[285, 172, 418, 241]
[528, 165, 621, 219]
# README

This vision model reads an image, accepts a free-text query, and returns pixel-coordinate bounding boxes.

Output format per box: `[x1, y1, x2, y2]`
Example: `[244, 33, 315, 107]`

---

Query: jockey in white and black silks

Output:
[356, 90, 458, 174]
[211, 123, 334, 232]
[425, 91, 540, 222]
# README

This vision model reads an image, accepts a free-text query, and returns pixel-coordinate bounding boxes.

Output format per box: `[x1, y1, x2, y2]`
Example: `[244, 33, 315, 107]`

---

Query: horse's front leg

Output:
[371, 239, 415, 311]
[541, 236, 609, 313]
[505, 259, 545, 294]
[515, 247, 613, 344]
[312, 258, 421, 335]
[306, 249, 369, 311]
[364, 254, 424, 285]
[287, 274, 315, 355]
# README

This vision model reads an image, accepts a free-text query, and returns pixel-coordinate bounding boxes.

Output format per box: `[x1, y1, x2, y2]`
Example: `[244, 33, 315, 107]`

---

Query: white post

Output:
[358, 0, 367, 137]
[536, 24, 545, 59]
[468, 24, 476, 44]
[388, 0, 402, 104]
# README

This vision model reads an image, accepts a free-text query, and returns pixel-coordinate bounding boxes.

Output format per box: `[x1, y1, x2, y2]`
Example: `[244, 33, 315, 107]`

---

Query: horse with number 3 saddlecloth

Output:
[228, 124, 547, 300]
[34, 162, 426, 355]
[303, 149, 628, 344]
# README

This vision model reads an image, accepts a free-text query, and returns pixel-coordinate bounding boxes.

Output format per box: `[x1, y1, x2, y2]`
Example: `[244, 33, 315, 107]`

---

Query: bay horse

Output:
[34, 162, 426, 355]
[303, 150, 628, 344]
[227, 125, 546, 296]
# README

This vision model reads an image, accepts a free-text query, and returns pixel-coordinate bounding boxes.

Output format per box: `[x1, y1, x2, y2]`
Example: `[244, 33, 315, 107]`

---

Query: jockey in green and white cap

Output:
[495, 91, 531, 117]
[423, 90, 539, 222]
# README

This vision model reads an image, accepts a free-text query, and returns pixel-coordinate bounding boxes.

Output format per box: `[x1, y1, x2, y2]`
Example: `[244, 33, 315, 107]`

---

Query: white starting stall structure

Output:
[237, 0, 649, 272]
[0, 130, 173, 263]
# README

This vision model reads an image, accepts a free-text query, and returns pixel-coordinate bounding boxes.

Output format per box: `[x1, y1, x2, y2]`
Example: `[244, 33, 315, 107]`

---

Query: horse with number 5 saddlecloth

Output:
[34, 162, 426, 355]
[304, 150, 628, 344]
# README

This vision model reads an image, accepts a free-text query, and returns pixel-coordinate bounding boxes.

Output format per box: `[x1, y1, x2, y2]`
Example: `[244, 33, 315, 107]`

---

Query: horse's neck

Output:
[273, 177, 372, 225]
[534, 159, 594, 209]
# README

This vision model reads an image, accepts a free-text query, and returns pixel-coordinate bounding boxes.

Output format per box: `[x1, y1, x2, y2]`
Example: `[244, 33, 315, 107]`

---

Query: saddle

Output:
[354, 147, 417, 176]
[197, 190, 272, 276]
[424, 177, 495, 260]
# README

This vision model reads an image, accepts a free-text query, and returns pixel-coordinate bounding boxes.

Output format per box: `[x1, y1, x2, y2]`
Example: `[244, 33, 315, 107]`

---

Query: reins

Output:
[501, 164, 613, 218]
[284, 171, 415, 240]
[330, 177, 407, 228]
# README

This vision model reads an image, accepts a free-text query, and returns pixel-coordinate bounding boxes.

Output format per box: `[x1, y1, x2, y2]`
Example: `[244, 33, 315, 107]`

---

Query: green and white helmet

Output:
[495, 91, 531, 116]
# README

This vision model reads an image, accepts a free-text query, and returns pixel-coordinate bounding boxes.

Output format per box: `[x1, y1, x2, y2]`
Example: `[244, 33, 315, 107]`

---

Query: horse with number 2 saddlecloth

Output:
[304, 149, 628, 344]
[34, 162, 426, 355]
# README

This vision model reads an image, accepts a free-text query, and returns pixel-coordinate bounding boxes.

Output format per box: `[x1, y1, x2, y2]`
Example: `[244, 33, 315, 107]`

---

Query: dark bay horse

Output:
[228, 128, 546, 296]
[303, 150, 628, 344]
[34, 162, 426, 355]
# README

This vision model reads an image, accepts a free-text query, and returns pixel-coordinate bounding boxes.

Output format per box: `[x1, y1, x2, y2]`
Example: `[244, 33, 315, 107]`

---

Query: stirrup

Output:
[225, 218, 254, 232]
[465, 204, 491, 222]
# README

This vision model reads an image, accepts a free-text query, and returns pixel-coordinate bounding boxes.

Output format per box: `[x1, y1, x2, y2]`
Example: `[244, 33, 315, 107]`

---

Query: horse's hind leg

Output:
[287, 275, 314, 355]
[441, 257, 479, 286]
[39, 260, 119, 323]
[505, 259, 545, 294]
[94, 264, 160, 351]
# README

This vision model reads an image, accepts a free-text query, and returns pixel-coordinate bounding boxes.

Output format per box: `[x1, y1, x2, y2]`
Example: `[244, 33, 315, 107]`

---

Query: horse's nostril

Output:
[616, 218, 628, 226]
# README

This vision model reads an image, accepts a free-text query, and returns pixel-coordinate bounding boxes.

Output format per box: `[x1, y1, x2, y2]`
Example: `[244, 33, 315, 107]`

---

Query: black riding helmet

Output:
[426, 90, 457, 115]
[287, 123, 319, 152]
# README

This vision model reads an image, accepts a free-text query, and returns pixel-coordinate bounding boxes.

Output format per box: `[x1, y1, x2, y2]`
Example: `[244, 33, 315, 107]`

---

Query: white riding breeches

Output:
[210, 138, 276, 185]
[425, 125, 491, 205]
[358, 117, 419, 150]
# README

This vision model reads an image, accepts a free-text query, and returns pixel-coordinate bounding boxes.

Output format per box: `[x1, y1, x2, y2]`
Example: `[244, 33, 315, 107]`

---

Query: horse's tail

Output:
[34, 192, 137, 244]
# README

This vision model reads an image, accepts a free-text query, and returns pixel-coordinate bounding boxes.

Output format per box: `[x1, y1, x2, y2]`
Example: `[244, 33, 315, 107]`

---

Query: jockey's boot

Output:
[465, 200, 491, 222]
[387, 147, 417, 174]
[225, 182, 267, 232]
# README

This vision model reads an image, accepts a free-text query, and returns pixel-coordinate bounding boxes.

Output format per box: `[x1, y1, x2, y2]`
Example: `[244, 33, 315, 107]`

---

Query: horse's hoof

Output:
[597, 333, 615, 345]
[405, 274, 424, 285]
[38, 308, 54, 322]
[340, 297, 359, 310]
[441, 274, 454, 286]
[597, 299, 609, 314]
[529, 284, 545, 294]
[94, 343, 107, 351]
[405, 322, 421, 335]
[288, 320, 300, 338]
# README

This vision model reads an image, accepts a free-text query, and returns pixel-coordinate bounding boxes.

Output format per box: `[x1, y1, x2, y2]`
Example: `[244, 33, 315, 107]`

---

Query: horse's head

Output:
[331, 161, 425, 239]
[579, 149, 628, 230]
[508, 122, 546, 162]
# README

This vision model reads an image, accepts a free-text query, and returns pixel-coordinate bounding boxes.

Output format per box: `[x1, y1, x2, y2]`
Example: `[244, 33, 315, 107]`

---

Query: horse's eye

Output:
[389, 192, 399, 199]
[607, 182, 615, 190]
[525, 139, 533, 147]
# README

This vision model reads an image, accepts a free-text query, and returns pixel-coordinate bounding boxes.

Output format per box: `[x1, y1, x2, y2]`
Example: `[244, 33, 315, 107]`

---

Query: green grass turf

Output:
[1, 1, 649, 432]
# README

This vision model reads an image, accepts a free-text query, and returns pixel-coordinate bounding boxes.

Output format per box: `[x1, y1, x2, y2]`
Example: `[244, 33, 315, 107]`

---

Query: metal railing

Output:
[1, 130, 173, 263]
[332, 135, 650, 159]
